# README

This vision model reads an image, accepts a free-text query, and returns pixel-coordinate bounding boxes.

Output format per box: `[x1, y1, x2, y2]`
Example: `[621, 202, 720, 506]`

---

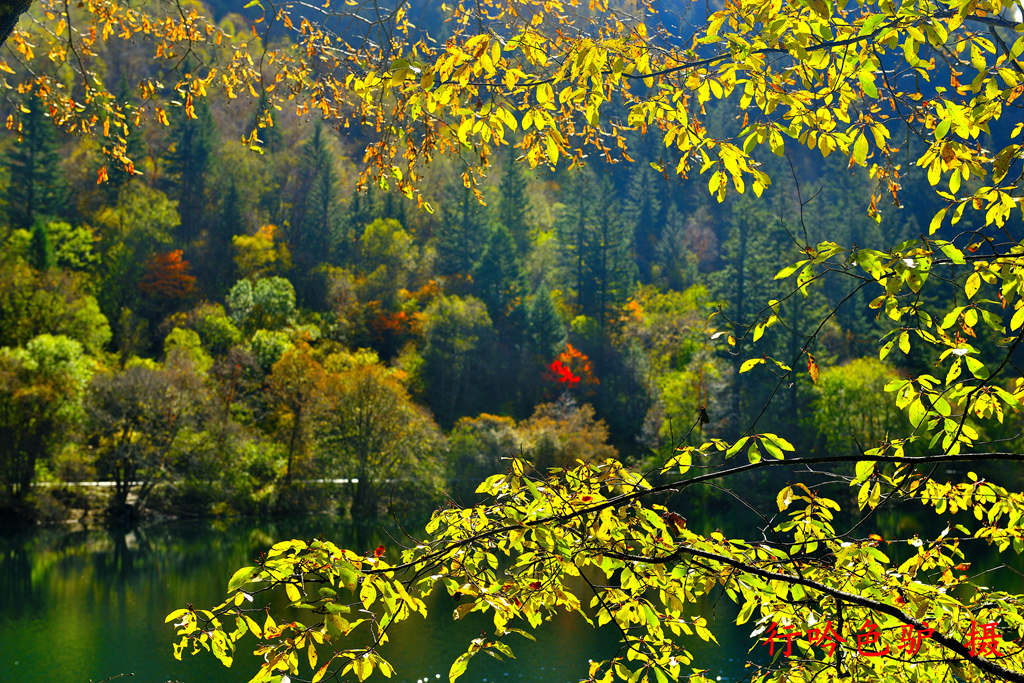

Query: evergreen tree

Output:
[555, 167, 595, 314]
[710, 197, 789, 436]
[582, 175, 636, 333]
[248, 91, 283, 153]
[198, 180, 244, 297]
[101, 125, 145, 203]
[100, 80, 147, 202]
[28, 222, 55, 271]
[167, 98, 215, 243]
[624, 166, 663, 282]
[526, 283, 565, 359]
[4, 104, 66, 229]
[472, 224, 520, 327]
[288, 123, 340, 305]
[652, 203, 699, 291]
[437, 180, 488, 278]
[497, 149, 530, 254]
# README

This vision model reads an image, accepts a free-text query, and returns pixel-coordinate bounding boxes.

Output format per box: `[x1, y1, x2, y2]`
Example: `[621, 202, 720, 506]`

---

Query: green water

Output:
[0, 517, 750, 683]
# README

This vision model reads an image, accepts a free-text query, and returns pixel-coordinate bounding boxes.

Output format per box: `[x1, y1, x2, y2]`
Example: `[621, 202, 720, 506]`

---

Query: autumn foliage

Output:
[138, 250, 196, 301]
[544, 344, 596, 387]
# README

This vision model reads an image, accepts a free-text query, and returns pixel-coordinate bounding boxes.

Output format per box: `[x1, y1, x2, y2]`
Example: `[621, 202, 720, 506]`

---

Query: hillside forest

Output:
[2, 0, 1018, 528]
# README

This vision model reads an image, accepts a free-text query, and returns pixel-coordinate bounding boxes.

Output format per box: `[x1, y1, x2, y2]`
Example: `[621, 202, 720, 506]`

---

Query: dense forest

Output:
[1, 0, 1019, 529]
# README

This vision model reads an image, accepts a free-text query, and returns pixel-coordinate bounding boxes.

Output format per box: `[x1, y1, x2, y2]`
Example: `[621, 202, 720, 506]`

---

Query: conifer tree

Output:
[472, 224, 520, 328]
[437, 180, 488, 278]
[198, 180, 243, 296]
[582, 175, 636, 333]
[652, 203, 699, 291]
[166, 98, 215, 243]
[710, 198, 789, 436]
[248, 91, 283, 153]
[497, 148, 529, 254]
[555, 167, 595, 314]
[624, 166, 663, 282]
[4, 103, 66, 229]
[526, 283, 564, 359]
[288, 122, 339, 305]
[290, 124, 337, 259]
[28, 222, 55, 271]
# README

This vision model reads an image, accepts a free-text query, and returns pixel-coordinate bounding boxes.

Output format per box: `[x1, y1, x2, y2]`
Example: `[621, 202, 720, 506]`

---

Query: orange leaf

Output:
[807, 353, 820, 384]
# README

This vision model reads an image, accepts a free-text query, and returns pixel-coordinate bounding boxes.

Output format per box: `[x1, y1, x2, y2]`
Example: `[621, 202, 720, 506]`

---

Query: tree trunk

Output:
[0, 0, 31, 49]
[730, 220, 747, 437]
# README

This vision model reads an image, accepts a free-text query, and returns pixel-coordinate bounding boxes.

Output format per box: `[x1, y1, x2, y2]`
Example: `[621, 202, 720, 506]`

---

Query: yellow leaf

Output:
[965, 272, 981, 299]
[537, 82, 554, 105]
[457, 117, 473, 144]
[545, 135, 559, 165]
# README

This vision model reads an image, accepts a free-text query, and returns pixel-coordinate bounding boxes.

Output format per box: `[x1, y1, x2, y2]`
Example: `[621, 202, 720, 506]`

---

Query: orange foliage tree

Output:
[138, 250, 196, 302]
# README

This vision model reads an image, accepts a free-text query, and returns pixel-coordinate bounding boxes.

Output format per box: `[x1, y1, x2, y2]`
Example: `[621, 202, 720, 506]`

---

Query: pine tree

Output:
[555, 167, 595, 314]
[584, 175, 636, 333]
[101, 125, 145, 202]
[286, 123, 340, 305]
[652, 203, 699, 291]
[28, 221, 55, 270]
[624, 166, 663, 282]
[4, 103, 66, 229]
[526, 283, 565, 359]
[710, 198, 789, 436]
[167, 98, 215, 243]
[290, 124, 337, 256]
[248, 91, 283, 153]
[472, 224, 520, 326]
[497, 149, 530, 254]
[198, 180, 244, 296]
[437, 180, 488, 278]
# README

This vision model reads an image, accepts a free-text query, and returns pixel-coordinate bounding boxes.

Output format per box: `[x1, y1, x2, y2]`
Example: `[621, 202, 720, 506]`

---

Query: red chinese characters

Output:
[762, 619, 941, 659]
[764, 622, 800, 657]
[967, 621, 1002, 657]
[896, 624, 935, 656]
[854, 618, 889, 657]
[806, 620, 843, 656]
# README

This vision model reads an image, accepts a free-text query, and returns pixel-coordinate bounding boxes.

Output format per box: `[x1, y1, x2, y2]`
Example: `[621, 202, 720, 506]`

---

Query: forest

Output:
[0, 53, 951, 526]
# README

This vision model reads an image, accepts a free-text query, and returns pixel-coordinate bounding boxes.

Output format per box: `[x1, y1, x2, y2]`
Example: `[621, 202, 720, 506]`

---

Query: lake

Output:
[0, 516, 751, 683]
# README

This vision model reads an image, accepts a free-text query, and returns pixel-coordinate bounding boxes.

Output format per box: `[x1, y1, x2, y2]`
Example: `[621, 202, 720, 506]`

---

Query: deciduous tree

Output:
[316, 362, 442, 517]
[0, 334, 91, 503]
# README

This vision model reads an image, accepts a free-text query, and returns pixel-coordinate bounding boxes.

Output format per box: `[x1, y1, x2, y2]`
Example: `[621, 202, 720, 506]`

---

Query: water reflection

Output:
[7, 504, 995, 683]
[0, 517, 749, 683]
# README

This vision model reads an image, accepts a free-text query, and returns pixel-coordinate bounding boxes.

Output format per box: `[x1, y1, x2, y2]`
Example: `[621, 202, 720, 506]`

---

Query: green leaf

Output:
[965, 356, 989, 379]
[673, 448, 692, 475]
[725, 436, 749, 458]
[858, 72, 878, 98]
[855, 460, 874, 483]
[227, 566, 257, 592]
[165, 608, 188, 623]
